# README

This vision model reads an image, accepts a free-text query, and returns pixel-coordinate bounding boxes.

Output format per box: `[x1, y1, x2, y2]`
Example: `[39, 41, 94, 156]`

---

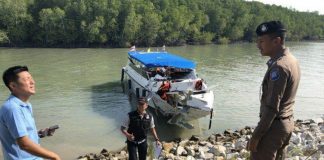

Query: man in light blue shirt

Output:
[0, 66, 60, 160]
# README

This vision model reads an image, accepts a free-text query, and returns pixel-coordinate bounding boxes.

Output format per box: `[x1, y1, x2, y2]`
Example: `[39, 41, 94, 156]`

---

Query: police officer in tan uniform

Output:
[247, 21, 301, 160]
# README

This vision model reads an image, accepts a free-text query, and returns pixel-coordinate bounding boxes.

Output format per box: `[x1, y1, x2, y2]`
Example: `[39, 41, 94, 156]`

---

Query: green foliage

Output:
[218, 37, 230, 44]
[0, 0, 323, 47]
[38, 7, 67, 46]
[0, 0, 32, 45]
[0, 30, 9, 43]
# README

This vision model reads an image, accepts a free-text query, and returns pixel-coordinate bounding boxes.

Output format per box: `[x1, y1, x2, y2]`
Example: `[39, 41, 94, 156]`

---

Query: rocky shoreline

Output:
[78, 117, 324, 160]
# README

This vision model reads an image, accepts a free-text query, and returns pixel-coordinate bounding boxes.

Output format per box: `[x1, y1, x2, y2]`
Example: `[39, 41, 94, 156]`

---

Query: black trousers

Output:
[127, 140, 148, 160]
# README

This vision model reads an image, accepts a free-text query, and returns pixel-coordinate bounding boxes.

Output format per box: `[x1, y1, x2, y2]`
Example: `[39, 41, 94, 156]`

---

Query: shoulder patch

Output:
[270, 69, 280, 81]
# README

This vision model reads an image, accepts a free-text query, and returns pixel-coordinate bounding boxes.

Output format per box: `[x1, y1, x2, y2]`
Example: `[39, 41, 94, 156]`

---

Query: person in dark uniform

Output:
[247, 21, 301, 160]
[121, 97, 161, 160]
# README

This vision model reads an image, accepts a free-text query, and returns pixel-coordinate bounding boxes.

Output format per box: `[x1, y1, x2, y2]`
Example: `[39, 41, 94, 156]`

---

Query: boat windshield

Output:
[147, 67, 197, 80]
[170, 70, 197, 80]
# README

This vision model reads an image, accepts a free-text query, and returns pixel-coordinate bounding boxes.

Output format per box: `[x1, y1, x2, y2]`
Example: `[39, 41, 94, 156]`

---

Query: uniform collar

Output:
[267, 48, 289, 67]
[137, 110, 147, 116]
[9, 94, 31, 108]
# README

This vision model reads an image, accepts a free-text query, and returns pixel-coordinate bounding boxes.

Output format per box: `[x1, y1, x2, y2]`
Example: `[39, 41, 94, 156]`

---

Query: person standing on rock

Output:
[247, 21, 301, 160]
[121, 97, 161, 160]
[0, 66, 61, 160]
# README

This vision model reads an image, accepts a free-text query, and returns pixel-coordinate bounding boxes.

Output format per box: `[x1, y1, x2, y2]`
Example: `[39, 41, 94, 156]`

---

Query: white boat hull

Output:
[122, 64, 214, 127]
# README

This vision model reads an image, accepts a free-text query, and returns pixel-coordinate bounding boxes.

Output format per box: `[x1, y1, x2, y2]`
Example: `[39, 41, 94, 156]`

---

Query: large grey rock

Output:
[185, 145, 195, 156]
[198, 141, 213, 149]
[310, 123, 320, 132]
[303, 119, 315, 125]
[224, 129, 234, 136]
[166, 153, 175, 159]
[162, 142, 174, 153]
[223, 142, 235, 150]
[311, 150, 324, 160]
[209, 145, 226, 156]
[206, 142, 214, 148]
[189, 135, 200, 141]
[215, 156, 225, 160]
[170, 147, 177, 155]
[186, 155, 195, 160]
[303, 131, 315, 141]
[285, 156, 300, 160]
[193, 145, 199, 152]
[199, 146, 209, 152]
[240, 149, 250, 158]
[291, 132, 302, 145]
[321, 125, 324, 133]
[188, 140, 197, 146]
[215, 133, 225, 141]
[198, 141, 210, 146]
[179, 140, 189, 147]
[204, 153, 214, 159]
[226, 152, 239, 159]
[208, 135, 216, 142]
[182, 149, 188, 156]
[317, 143, 324, 154]
[239, 128, 248, 135]
[235, 138, 247, 150]
[314, 118, 324, 124]
[174, 156, 183, 160]
[233, 132, 241, 138]
[287, 145, 303, 156]
[303, 144, 317, 156]
[176, 146, 185, 156]
[120, 150, 127, 156]
[294, 126, 301, 133]
[198, 150, 205, 159]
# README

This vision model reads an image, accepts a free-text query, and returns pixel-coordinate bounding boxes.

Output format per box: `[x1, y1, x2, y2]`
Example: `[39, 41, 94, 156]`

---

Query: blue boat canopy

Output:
[128, 51, 196, 69]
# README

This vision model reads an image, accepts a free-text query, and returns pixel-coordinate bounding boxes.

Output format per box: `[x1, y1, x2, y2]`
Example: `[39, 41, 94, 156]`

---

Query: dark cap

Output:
[138, 97, 148, 105]
[256, 21, 286, 36]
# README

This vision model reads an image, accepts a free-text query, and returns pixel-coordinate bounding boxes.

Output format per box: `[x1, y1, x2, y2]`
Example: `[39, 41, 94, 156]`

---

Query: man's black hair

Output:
[2, 66, 29, 89]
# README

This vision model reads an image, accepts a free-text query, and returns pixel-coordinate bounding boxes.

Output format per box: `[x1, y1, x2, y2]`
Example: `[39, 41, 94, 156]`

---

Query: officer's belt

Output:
[274, 115, 293, 121]
[129, 139, 146, 144]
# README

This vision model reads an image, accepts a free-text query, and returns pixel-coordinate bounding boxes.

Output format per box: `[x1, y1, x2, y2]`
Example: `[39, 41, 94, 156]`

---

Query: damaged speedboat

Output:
[121, 47, 214, 129]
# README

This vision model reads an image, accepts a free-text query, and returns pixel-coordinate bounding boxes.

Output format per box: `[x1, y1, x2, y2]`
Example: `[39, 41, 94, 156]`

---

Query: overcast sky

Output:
[246, 0, 324, 15]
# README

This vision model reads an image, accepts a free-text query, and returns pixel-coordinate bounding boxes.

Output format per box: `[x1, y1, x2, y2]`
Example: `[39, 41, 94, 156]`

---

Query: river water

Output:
[0, 42, 323, 159]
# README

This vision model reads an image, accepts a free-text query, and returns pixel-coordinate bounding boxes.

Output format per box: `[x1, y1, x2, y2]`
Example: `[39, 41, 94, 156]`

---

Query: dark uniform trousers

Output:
[251, 117, 294, 160]
[127, 140, 147, 160]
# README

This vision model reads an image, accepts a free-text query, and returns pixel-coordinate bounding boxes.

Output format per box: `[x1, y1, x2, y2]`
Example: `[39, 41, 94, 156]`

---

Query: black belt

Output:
[128, 139, 146, 145]
[274, 115, 293, 120]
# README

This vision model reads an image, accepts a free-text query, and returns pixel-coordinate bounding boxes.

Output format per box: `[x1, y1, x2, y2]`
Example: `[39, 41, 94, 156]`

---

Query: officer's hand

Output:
[126, 133, 135, 141]
[156, 140, 162, 146]
[247, 137, 259, 152]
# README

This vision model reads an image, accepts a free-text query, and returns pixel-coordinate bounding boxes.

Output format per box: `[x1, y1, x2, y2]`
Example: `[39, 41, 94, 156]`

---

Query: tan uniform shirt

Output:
[253, 48, 301, 140]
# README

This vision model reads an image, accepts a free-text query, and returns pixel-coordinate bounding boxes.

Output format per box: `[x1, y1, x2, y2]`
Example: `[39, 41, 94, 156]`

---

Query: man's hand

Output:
[126, 133, 135, 141]
[38, 128, 56, 138]
[52, 153, 61, 160]
[17, 136, 61, 160]
[247, 137, 259, 152]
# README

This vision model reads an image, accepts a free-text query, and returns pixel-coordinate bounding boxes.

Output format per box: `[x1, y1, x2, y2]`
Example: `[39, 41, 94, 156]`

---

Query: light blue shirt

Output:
[0, 95, 42, 160]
